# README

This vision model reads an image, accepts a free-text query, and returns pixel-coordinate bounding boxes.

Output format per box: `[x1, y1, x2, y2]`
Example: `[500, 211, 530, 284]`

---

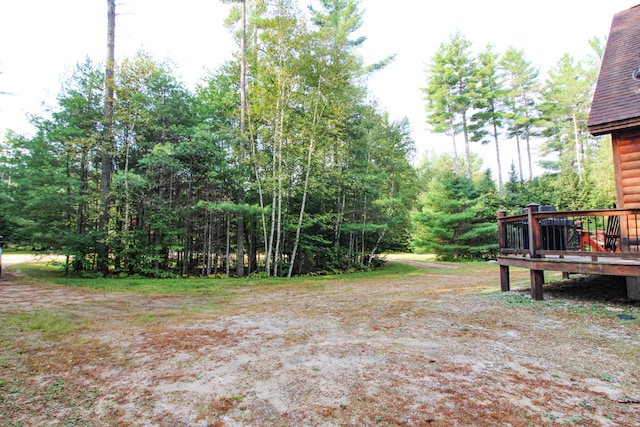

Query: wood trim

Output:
[498, 256, 640, 276]
[537, 249, 640, 258]
[612, 135, 624, 207]
[590, 119, 640, 136]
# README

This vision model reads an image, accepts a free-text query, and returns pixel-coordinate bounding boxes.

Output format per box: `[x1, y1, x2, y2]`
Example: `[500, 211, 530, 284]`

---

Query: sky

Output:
[0, 0, 637, 179]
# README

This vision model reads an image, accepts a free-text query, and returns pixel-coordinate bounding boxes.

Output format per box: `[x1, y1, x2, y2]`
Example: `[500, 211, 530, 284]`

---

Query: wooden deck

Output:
[498, 205, 640, 300]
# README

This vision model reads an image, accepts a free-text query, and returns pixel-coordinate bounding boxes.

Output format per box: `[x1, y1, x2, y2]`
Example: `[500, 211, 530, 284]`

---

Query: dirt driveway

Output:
[1, 258, 639, 426]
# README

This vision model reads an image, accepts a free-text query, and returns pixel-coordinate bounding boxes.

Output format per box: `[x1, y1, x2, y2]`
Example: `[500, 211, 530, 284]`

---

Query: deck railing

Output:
[497, 204, 640, 260]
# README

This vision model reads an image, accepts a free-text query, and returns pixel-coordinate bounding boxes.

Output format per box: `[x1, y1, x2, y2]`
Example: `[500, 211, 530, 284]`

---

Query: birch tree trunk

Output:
[492, 122, 503, 193]
[287, 137, 314, 277]
[287, 83, 326, 277]
[573, 109, 583, 181]
[236, 0, 248, 277]
[515, 130, 524, 184]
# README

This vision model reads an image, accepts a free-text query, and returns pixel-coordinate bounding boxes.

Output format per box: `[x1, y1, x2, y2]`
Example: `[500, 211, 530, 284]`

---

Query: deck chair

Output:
[604, 215, 620, 251]
[578, 215, 621, 252]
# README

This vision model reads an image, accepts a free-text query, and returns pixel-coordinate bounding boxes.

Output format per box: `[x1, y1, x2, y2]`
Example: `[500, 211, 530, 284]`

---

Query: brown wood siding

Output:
[613, 129, 640, 209]
[613, 129, 640, 244]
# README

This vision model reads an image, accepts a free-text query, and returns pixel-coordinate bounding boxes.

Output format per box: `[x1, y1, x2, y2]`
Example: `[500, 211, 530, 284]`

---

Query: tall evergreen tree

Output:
[539, 54, 594, 179]
[471, 44, 506, 192]
[500, 47, 540, 183]
[423, 31, 478, 179]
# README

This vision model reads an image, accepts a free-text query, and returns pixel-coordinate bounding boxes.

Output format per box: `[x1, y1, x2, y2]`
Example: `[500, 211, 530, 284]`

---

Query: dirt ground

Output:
[1, 255, 640, 426]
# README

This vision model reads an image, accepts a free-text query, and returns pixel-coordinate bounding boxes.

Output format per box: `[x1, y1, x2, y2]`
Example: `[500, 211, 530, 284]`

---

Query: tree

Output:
[2, 0, 418, 278]
[500, 47, 540, 182]
[471, 44, 506, 192]
[413, 167, 497, 260]
[539, 53, 595, 179]
[111, 52, 200, 275]
[286, 0, 371, 277]
[2, 129, 75, 251]
[50, 60, 105, 270]
[423, 31, 478, 178]
[222, 0, 250, 277]
[98, 0, 116, 275]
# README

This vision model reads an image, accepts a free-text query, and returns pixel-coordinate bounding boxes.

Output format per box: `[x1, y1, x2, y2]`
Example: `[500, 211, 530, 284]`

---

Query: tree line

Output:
[412, 32, 614, 259]
[0, 0, 417, 277]
[0, 1, 616, 269]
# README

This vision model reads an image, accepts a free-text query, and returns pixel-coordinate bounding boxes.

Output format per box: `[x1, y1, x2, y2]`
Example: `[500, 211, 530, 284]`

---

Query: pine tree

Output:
[501, 47, 540, 182]
[413, 170, 497, 260]
[471, 44, 506, 192]
[423, 31, 478, 179]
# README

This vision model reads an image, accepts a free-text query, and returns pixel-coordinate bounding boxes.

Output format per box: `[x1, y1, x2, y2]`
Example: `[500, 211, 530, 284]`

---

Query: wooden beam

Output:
[498, 256, 640, 276]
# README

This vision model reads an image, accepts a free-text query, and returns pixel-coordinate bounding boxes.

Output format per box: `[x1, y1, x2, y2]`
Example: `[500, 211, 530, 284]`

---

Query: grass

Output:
[0, 309, 85, 340]
[7, 260, 428, 295]
[3, 257, 640, 426]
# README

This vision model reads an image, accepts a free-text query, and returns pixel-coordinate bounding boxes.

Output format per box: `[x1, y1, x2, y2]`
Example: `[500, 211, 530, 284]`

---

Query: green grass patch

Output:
[0, 310, 84, 340]
[495, 293, 565, 308]
[8, 260, 430, 295]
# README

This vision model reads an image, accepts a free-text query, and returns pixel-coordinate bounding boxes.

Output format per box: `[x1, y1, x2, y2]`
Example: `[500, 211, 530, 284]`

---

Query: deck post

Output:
[527, 204, 545, 300]
[500, 265, 510, 292]
[527, 204, 541, 258]
[497, 210, 510, 291]
[627, 276, 640, 300]
[530, 269, 544, 300]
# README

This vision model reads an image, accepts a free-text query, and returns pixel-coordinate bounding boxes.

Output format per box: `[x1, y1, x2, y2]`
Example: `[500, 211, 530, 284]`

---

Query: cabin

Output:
[497, 4, 640, 300]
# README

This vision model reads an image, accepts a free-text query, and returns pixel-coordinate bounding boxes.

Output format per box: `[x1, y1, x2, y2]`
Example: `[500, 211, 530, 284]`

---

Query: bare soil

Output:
[1, 255, 639, 426]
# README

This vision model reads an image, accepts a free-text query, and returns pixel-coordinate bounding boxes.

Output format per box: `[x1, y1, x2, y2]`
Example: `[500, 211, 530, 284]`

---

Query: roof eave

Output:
[588, 117, 640, 136]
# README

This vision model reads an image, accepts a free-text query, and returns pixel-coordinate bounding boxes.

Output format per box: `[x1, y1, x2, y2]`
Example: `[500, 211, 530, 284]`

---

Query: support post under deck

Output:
[530, 269, 544, 301]
[497, 210, 510, 292]
[500, 265, 510, 292]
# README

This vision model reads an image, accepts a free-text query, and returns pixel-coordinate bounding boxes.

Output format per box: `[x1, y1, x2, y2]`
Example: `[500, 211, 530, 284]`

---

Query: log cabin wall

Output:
[613, 128, 640, 209]
[613, 128, 640, 249]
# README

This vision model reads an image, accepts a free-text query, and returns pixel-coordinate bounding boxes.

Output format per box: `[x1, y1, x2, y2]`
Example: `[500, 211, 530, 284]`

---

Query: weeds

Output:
[600, 373, 615, 383]
[499, 293, 556, 307]
[0, 375, 98, 426]
[0, 310, 82, 340]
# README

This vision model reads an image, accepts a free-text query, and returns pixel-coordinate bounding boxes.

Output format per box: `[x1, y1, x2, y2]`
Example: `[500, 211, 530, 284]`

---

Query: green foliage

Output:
[417, 32, 614, 268]
[412, 165, 498, 260]
[423, 31, 479, 178]
[2, 3, 416, 278]
[1, 7, 615, 277]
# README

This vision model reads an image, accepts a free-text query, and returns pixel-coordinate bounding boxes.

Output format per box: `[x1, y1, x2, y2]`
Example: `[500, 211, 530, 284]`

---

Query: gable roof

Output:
[588, 4, 640, 136]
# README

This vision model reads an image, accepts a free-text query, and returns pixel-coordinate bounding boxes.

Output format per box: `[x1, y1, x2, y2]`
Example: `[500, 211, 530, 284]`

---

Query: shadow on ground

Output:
[525, 274, 640, 306]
